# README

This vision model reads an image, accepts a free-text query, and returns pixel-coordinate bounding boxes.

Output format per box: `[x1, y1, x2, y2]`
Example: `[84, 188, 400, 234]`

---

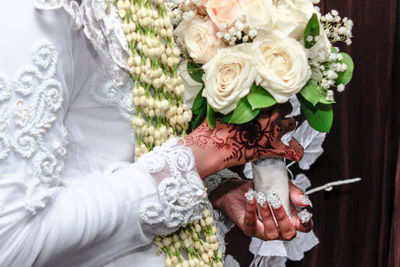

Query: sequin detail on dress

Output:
[0, 42, 67, 215]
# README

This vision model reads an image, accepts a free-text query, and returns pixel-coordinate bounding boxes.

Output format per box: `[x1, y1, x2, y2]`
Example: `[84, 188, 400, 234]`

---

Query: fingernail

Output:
[300, 195, 313, 207]
[298, 209, 312, 224]
[245, 188, 257, 204]
[266, 193, 282, 209]
[256, 192, 267, 208]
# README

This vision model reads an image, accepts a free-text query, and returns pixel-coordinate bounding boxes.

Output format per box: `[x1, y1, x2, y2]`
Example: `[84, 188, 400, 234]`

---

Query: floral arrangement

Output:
[171, 0, 354, 133]
[172, 0, 355, 244]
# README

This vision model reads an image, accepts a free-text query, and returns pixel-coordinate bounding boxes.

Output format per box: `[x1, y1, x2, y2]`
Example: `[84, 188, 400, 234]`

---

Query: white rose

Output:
[175, 16, 225, 65]
[274, 0, 318, 41]
[202, 45, 256, 114]
[246, 0, 276, 31]
[253, 32, 312, 103]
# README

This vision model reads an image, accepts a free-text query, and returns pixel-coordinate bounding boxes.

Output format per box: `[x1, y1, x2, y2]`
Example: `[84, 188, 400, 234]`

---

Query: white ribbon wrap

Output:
[252, 158, 291, 217]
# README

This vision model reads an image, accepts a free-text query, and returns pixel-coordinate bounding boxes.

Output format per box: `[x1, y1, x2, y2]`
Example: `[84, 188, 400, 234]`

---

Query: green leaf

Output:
[192, 88, 205, 115]
[229, 97, 261, 124]
[190, 104, 206, 130]
[221, 112, 233, 123]
[336, 52, 354, 85]
[304, 13, 320, 49]
[207, 104, 216, 130]
[247, 84, 277, 110]
[187, 61, 204, 83]
[300, 80, 321, 106]
[298, 94, 333, 133]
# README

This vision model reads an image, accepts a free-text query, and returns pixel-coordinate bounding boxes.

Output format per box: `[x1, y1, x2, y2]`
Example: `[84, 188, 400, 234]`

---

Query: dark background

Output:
[226, 0, 400, 266]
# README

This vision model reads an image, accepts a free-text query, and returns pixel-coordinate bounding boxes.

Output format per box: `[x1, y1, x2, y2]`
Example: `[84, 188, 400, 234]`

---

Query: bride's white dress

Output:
[0, 1, 217, 266]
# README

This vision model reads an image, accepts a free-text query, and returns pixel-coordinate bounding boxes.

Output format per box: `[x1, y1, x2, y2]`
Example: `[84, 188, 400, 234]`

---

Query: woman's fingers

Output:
[278, 117, 297, 139]
[243, 193, 312, 240]
[296, 218, 314, 233]
[289, 181, 312, 208]
[285, 139, 304, 162]
[243, 198, 259, 237]
[259, 203, 280, 240]
[287, 182, 314, 233]
[266, 194, 297, 241]
[292, 209, 314, 233]
[270, 138, 304, 162]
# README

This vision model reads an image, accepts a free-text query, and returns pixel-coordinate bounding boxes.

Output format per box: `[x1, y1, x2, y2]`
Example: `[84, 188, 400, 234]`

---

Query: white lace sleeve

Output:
[136, 138, 208, 235]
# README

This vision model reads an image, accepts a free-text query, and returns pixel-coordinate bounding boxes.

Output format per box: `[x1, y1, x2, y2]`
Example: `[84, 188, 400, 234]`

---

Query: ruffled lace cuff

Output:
[137, 138, 208, 235]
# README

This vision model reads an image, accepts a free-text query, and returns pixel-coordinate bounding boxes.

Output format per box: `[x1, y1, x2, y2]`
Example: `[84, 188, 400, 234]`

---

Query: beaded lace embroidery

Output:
[138, 138, 208, 234]
[0, 42, 67, 215]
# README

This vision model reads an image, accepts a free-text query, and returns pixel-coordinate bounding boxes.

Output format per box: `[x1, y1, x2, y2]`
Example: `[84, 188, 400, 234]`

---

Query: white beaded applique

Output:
[138, 138, 208, 234]
[0, 76, 11, 160]
[0, 42, 67, 215]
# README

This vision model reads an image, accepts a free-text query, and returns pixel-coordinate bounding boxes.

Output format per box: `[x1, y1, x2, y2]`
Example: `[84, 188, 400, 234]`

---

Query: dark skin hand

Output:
[210, 179, 313, 241]
[183, 105, 309, 241]
[185, 108, 304, 179]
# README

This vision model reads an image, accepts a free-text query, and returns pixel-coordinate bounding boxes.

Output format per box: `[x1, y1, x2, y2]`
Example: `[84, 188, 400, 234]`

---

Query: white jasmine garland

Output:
[202, 44, 256, 114]
[175, 16, 225, 64]
[253, 32, 312, 103]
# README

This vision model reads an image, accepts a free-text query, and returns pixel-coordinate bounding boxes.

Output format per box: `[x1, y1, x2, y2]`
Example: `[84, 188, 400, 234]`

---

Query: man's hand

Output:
[210, 179, 313, 241]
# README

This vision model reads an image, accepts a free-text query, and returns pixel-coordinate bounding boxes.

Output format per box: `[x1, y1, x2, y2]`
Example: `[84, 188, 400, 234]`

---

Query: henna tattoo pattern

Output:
[226, 119, 276, 162]
[186, 109, 302, 165]
[185, 123, 232, 150]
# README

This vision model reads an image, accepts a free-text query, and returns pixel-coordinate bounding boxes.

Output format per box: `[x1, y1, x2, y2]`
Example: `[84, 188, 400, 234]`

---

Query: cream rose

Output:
[175, 16, 225, 64]
[205, 0, 248, 29]
[253, 32, 312, 103]
[202, 45, 256, 114]
[246, 0, 276, 31]
[274, 0, 317, 41]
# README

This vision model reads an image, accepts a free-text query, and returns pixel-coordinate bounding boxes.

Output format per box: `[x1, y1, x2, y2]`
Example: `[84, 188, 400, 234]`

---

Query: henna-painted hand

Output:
[210, 179, 313, 241]
[185, 108, 303, 178]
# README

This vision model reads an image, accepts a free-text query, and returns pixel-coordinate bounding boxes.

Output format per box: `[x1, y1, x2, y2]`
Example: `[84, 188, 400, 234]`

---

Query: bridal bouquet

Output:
[172, 0, 354, 214]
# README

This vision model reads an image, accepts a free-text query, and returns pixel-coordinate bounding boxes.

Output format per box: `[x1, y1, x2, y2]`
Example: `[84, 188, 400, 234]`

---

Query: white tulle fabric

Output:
[0, 2, 207, 267]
